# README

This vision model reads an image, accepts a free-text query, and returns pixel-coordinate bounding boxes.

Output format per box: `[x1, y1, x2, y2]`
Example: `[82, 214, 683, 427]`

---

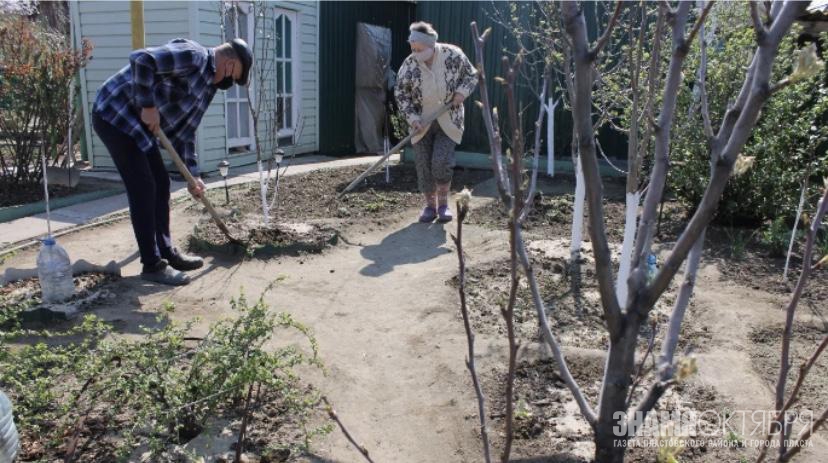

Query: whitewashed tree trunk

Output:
[615, 191, 641, 305]
[783, 182, 807, 280]
[546, 97, 559, 177]
[257, 160, 270, 225]
[570, 151, 585, 258]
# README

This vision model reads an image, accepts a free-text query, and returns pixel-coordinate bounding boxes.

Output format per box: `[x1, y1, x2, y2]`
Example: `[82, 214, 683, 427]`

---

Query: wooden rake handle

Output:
[336, 102, 453, 200]
[155, 130, 241, 243]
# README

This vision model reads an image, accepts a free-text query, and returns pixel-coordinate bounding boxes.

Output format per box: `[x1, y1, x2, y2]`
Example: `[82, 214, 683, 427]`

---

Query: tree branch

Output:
[698, 12, 715, 140]
[639, 0, 810, 313]
[630, 0, 693, 311]
[685, 0, 716, 49]
[520, 73, 549, 223]
[590, 1, 624, 58]
[783, 406, 828, 462]
[471, 22, 513, 209]
[561, 0, 623, 337]
[451, 203, 493, 463]
[321, 396, 375, 463]
[750, 1, 767, 37]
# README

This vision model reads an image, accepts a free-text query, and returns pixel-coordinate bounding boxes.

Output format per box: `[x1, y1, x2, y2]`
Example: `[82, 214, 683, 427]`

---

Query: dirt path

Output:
[1, 202, 509, 462]
[691, 262, 828, 461]
[3, 184, 826, 462]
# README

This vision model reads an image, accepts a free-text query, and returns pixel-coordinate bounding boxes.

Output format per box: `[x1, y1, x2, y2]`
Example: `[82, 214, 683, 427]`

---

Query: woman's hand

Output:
[411, 120, 425, 135]
[452, 93, 465, 107]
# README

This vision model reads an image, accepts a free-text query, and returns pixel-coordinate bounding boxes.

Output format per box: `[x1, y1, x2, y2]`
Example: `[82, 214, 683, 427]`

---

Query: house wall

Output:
[71, 0, 319, 175]
[71, 1, 193, 171]
[317, 1, 416, 155]
[195, 1, 319, 174]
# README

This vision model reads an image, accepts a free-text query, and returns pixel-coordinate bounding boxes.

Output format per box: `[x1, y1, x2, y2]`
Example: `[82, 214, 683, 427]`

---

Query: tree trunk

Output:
[595, 321, 640, 462]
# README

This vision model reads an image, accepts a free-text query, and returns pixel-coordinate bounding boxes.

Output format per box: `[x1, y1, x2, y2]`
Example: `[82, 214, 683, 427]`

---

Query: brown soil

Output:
[1, 272, 119, 325]
[483, 355, 750, 462]
[0, 177, 122, 208]
[1, 164, 826, 462]
[188, 217, 340, 258]
[186, 164, 492, 257]
[192, 164, 492, 225]
[749, 322, 828, 414]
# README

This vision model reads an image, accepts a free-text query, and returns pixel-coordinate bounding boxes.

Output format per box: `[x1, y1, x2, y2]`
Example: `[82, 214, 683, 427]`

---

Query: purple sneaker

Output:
[437, 205, 453, 223]
[419, 206, 437, 223]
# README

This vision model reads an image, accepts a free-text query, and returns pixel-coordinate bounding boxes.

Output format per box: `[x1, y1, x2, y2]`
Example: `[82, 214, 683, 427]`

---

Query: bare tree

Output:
[755, 182, 828, 463]
[466, 0, 811, 461]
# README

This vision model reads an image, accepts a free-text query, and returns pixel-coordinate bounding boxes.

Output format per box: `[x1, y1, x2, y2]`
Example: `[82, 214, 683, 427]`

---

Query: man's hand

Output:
[452, 92, 465, 108]
[141, 107, 161, 134]
[188, 178, 206, 199]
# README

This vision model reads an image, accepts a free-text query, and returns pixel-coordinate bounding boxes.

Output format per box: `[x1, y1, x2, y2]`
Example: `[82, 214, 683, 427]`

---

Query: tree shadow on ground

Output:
[359, 221, 450, 277]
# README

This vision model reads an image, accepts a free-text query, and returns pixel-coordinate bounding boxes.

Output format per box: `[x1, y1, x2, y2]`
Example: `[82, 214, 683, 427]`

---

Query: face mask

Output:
[414, 48, 434, 62]
[217, 61, 236, 90]
[217, 76, 234, 90]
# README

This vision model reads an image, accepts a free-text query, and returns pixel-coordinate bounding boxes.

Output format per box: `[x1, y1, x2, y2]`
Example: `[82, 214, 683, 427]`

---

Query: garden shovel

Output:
[337, 101, 453, 200]
[154, 130, 242, 244]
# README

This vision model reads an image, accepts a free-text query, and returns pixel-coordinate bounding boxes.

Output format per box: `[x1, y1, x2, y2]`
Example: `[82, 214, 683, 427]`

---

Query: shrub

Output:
[0, 15, 91, 190]
[670, 5, 828, 225]
[0, 292, 327, 460]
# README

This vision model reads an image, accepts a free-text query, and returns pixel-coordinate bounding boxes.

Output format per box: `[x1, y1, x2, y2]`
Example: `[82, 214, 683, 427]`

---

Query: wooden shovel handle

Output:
[155, 130, 240, 243]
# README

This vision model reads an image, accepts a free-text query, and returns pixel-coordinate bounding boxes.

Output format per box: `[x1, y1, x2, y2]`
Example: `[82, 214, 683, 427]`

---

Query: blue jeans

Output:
[92, 112, 173, 267]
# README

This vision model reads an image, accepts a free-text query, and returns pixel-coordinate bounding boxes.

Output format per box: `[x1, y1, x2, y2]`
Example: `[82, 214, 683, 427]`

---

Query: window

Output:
[274, 10, 297, 136]
[223, 2, 254, 151]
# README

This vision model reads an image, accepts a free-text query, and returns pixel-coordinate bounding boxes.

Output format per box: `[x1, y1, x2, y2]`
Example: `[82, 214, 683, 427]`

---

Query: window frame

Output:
[223, 1, 256, 152]
[274, 8, 298, 138]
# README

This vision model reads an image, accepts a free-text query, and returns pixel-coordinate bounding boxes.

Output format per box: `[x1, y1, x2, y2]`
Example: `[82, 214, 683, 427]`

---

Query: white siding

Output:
[72, 1, 192, 171]
[197, 1, 319, 173]
[72, 0, 319, 175]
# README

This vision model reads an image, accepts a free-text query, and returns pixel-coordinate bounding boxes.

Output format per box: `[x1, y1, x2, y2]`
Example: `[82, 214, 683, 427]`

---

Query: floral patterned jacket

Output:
[394, 43, 479, 144]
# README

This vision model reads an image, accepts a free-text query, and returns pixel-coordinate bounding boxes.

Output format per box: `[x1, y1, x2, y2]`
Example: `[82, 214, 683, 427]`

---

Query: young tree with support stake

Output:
[456, 1, 815, 461]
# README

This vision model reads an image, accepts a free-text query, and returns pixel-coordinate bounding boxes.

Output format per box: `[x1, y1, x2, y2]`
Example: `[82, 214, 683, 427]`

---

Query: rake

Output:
[336, 102, 452, 200]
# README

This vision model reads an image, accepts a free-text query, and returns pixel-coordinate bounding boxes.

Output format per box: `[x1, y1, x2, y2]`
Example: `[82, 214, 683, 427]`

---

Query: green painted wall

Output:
[318, 0, 416, 155]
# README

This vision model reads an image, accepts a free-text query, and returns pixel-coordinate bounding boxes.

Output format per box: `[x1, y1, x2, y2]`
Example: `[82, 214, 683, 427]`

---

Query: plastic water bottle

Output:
[646, 253, 658, 284]
[36, 237, 74, 303]
[0, 391, 18, 463]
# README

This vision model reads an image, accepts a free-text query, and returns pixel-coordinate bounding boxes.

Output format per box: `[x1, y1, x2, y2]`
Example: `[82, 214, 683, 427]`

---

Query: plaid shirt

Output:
[94, 38, 217, 176]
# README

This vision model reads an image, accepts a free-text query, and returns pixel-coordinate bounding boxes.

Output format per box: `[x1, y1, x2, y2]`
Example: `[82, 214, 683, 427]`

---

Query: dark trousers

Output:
[92, 112, 173, 266]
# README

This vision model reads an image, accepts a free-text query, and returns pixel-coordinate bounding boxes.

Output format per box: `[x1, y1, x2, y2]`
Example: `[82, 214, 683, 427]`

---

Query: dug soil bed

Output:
[187, 217, 340, 258]
[190, 164, 492, 224]
[451, 246, 711, 353]
[748, 322, 828, 414]
[185, 164, 492, 257]
[482, 355, 747, 462]
[0, 177, 122, 208]
[0, 272, 119, 326]
[711, 244, 828, 307]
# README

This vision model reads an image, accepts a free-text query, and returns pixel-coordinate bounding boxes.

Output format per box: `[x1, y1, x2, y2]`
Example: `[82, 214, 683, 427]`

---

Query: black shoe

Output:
[141, 260, 191, 286]
[162, 248, 204, 271]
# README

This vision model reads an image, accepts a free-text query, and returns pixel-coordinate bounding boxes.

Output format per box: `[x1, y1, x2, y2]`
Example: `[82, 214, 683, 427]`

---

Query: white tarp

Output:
[355, 22, 392, 154]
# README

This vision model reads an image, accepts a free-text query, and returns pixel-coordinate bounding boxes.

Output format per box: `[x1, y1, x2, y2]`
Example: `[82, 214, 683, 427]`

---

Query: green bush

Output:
[0, 15, 91, 190]
[670, 5, 828, 226]
[0, 291, 327, 460]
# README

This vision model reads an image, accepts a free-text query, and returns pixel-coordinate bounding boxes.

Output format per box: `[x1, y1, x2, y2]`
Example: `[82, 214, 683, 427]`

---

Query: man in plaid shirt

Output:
[92, 38, 252, 286]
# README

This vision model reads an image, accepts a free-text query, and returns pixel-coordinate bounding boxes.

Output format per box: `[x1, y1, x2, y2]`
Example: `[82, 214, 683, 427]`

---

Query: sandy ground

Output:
[2, 183, 826, 462]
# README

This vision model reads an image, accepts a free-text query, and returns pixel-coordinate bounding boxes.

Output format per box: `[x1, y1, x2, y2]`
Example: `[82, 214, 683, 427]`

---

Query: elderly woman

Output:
[395, 21, 479, 223]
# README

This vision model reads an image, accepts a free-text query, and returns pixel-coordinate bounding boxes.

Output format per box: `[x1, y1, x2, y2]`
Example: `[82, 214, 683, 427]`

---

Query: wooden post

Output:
[130, 0, 145, 50]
